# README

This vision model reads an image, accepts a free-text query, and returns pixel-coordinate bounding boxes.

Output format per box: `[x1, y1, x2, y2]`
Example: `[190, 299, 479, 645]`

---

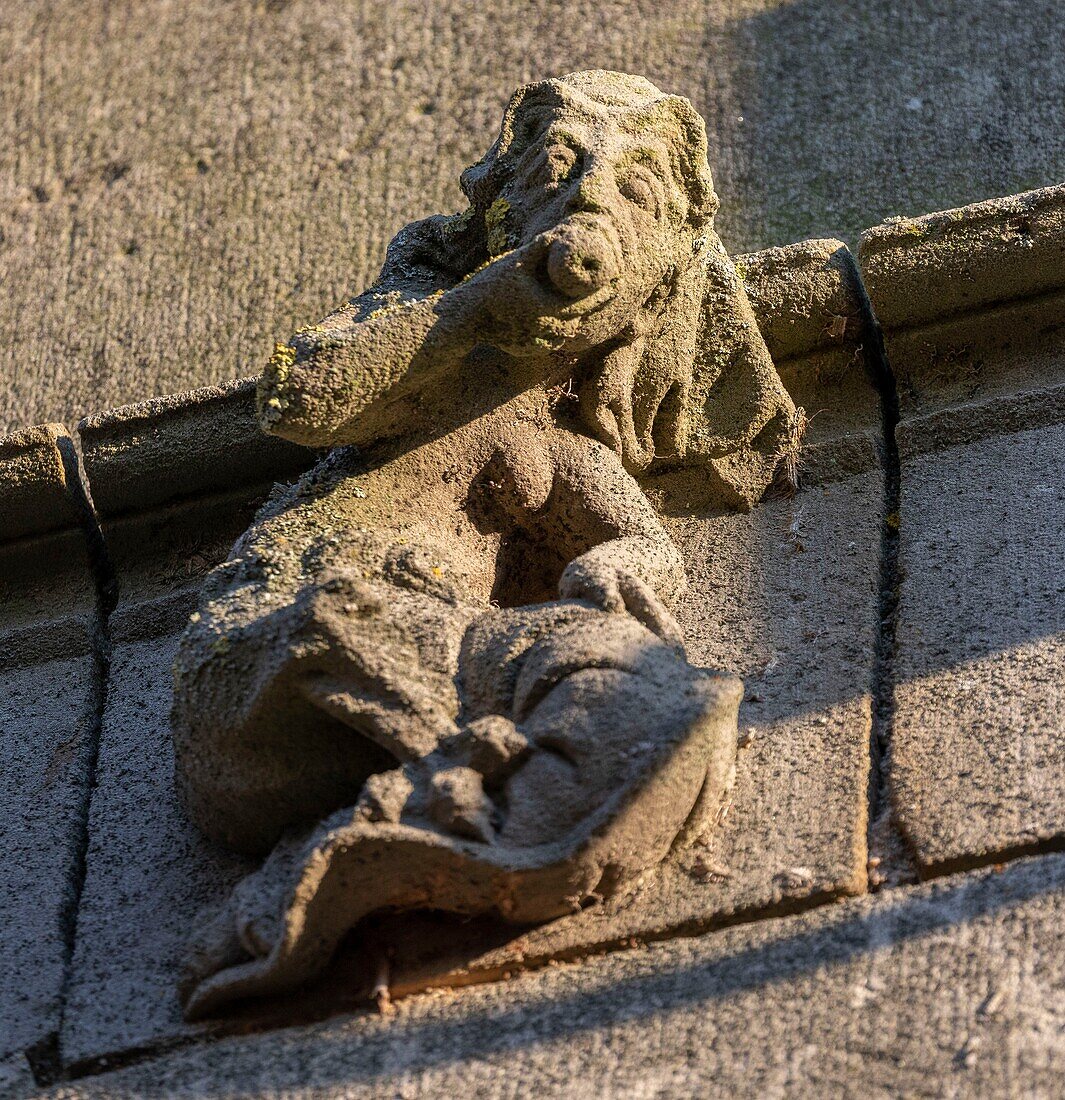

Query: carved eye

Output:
[618, 171, 660, 216]
[545, 143, 579, 186]
[522, 143, 578, 191]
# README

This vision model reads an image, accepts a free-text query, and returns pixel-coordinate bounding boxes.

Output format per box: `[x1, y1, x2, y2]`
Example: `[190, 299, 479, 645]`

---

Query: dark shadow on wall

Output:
[710, 0, 1065, 253]
[77, 853, 1063, 1096]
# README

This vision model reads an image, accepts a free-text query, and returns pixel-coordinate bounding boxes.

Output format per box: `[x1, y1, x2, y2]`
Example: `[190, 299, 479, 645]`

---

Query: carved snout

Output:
[543, 220, 621, 299]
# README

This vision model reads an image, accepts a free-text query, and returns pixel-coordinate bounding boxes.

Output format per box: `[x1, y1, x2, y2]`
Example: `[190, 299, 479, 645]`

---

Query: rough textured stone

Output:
[58, 220, 882, 1055]
[861, 185, 1065, 876]
[333, 470, 880, 1007]
[734, 237, 880, 484]
[4, 1, 1064, 434]
[78, 380, 311, 518]
[170, 70, 802, 1021]
[60, 631, 254, 1068]
[860, 182, 1065, 424]
[57, 472, 881, 1058]
[859, 184, 1065, 341]
[0, 426, 99, 1067]
[0, 425, 84, 541]
[41, 854, 1065, 1099]
[0, 1053, 37, 1099]
[60, 390, 315, 1067]
[891, 420, 1065, 873]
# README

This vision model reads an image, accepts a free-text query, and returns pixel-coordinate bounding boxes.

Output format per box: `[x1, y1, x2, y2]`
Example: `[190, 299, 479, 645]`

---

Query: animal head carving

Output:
[447, 70, 718, 357]
[258, 71, 792, 501]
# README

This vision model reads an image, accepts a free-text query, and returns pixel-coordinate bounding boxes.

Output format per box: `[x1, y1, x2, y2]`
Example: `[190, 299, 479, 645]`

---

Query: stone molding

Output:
[859, 182, 1065, 879]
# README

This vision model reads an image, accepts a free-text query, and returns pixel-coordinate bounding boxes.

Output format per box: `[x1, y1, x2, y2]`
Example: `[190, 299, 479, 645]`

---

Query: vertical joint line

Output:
[33, 437, 119, 1087]
[857, 282, 904, 891]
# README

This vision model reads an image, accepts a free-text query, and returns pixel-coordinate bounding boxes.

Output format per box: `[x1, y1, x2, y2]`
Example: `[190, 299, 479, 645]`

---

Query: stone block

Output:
[40, 854, 1065, 1099]
[739, 237, 882, 483]
[860, 182, 1065, 419]
[78, 380, 311, 518]
[0, 1053, 37, 1099]
[59, 630, 255, 1069]
[61, 386, 315, 1068]
[0, 426, 99, 1068]
[891, 418, 1065, 873]
[861, 184, 1065, 875]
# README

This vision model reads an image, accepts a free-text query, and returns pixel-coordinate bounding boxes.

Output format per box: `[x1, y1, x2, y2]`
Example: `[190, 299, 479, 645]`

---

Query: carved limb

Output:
[542, 433, 686, 642]
[256, 231, 587, 449]
[559, 540, 684, 647]
[181, 812, 600, 1020]
[182, 652, 742, 1020]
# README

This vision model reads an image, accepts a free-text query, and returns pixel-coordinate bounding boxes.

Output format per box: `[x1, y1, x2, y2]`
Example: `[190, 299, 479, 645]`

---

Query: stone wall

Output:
[1, 186, 1063, 1096]
[4, 0, 1065, 435]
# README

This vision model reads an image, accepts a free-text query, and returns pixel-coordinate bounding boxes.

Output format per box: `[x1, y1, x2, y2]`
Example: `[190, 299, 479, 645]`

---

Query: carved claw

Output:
[559, 561, 683, 647]
[180, 828, 331, 1019]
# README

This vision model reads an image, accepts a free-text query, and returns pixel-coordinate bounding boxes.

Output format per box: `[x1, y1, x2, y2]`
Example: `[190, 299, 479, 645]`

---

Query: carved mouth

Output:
[521, 256, 617, 326]
[526, 219, 622, 319]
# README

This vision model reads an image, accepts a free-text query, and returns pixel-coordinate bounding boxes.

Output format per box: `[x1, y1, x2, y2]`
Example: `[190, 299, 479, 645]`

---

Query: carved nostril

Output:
[545, 233, 617, 299]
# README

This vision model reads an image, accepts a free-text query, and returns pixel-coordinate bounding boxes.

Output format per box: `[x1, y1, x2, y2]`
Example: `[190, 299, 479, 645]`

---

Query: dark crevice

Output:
[917, 835, 1065, 882]
[23, 1032, 63, 1091]
[855, 279, 918, 891]
[39, 437, 119, 1087]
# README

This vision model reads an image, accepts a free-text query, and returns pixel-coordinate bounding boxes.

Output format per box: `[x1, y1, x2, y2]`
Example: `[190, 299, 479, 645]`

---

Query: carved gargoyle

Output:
[171, 70, 796, 1019]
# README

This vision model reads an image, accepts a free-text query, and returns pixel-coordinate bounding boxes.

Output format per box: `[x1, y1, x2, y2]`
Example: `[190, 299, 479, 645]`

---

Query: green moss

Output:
[485, 197, 511, 256]
[441, 206, 475, 235]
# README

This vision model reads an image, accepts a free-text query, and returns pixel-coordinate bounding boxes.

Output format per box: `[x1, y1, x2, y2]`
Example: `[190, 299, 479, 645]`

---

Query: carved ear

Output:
[638, 96, 719, 227]
[681, 267, 796, 504]
[460, 80, 567, 208]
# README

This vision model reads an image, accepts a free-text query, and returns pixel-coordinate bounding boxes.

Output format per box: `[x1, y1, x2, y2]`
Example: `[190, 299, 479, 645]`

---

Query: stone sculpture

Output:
[171, 70, 797, 1019]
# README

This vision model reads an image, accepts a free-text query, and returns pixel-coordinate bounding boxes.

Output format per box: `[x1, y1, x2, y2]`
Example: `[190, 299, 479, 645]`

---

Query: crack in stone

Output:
[859, 283, 919, 891]
[33, 435, 120, 1088]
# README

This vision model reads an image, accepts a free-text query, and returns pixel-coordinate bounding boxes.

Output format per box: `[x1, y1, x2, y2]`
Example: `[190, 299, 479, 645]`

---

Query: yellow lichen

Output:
[485, 197, 511, 256]
[267, 341, 296, 382]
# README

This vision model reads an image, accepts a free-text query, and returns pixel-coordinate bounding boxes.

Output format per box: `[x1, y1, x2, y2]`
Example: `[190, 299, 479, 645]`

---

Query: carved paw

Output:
[453, 715, 529, 778]
[356, 768, 414, 824]
[559, 560, 683, 647]
[180, 837, 311, 1019]
[428, 766, 497, 843]
[179, 893, 251, 1010]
